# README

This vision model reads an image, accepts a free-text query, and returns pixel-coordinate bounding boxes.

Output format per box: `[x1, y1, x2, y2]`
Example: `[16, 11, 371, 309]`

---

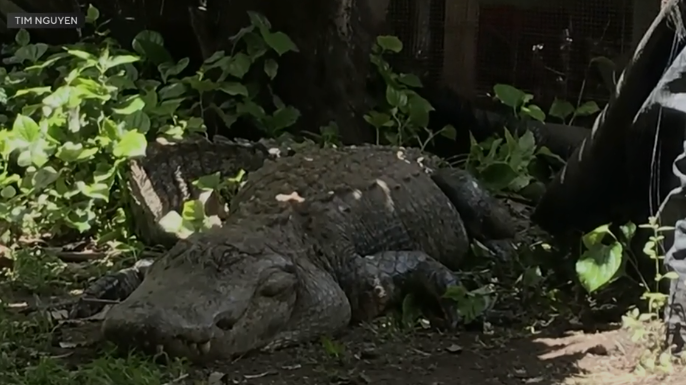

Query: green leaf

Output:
[158, 58, 190, 83]
[218, 82, 249, 96]
[398, 73, 423, 88]
[364, 111, 393, 129]
[508, 175, 532, 191]
[267, 106, 301, 132]
[264, 59, 278, 79]
[66, 49, 96, 62]
[101, 55, 140, 71]
[204, 51, 225, 64]
[159, 210, 194, 237]
[100, 118, 124, 143]
[112, 131, 147, 158]
[15, 43, 49, 63]
[407, 94, 434, 127]
[15, 29, 30, 46]
[193, 172, 222, 191]
[24, 52, 69, 71]
[56, 142, 98, 162]
[385, 86, 408, 108]
[86, 4, 100, 23]
[548, 99, 575, 120]
[157, 83, 186, 100]
[72, 78, 111, 101]
[12, 114, 40, 142]
[237, 101, 267, 120]
[535, 146, 565, 165]
[75, 181, 110, 201]
[42, 86, 74, 108]
[263, 31, 298, 56]
[575, 101, 601, 117]
[112, 95, 145, 115]
[440, 125, 456, 141]
[576, 242, 623, 293]
[376, 35, 403, 53]
[478, 161, 518, 191]
[14, 86, 51, 97]
[123, 111, 151, 133]
[0, 186, 16, 199]
[581, 224, 613, 249]
[225, 53, 252, 79]
[182, 200, 207, 226]
[493, 84, 525, 109]
[521, 105, 546, 121]
[32, 166, 59, 190]
[150, 98, 183, 116]
[620, 222, 636, 240]
[517, 130, 536, 159]
[247, 11, 272, 31]
[132, 30, 171, 65]
[141, 90, 159, 111]
[93, 162, 117, 184]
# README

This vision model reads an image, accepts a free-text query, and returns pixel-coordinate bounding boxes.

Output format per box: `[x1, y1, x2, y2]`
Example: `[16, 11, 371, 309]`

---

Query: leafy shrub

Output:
[0, 6, 299, 245]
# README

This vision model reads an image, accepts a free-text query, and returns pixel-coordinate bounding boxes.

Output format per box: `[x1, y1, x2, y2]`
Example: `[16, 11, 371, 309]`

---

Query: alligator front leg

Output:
[69, 258, 154, 318]
[339, 251, 462, 329]
[262, 258, 352, 352]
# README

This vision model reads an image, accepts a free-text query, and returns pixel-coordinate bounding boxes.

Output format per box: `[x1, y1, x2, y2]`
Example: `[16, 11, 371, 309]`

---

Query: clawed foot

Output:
[69, 258, 153, 318]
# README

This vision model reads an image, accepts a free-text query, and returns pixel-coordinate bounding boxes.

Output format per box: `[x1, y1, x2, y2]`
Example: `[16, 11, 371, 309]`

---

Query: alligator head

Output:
[101, 227, 299, 362]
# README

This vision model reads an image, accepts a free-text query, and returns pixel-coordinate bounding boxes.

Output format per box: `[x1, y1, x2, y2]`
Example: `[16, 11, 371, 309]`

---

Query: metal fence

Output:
[387, 0, 661, 105]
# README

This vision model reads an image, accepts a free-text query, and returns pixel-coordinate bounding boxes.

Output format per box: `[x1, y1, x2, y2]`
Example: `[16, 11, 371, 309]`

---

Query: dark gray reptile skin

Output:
[90, 145, 517, 361]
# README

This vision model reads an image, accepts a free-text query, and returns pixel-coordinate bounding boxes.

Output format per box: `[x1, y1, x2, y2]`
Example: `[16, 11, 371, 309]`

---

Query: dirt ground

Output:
[56, 314, 686, 385]
[2, 286, 685, 385]
[2, 274, 685, 385]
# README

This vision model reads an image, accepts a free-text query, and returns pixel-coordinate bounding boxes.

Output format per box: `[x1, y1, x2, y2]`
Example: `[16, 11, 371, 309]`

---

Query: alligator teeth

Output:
[199, 341, 211, 354]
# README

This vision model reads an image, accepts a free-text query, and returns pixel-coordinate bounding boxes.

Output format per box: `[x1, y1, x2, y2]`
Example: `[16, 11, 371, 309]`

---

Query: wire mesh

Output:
[387, 0, 638, 104]
[476, 0, 633, 103]
[387, 0, 447, 84]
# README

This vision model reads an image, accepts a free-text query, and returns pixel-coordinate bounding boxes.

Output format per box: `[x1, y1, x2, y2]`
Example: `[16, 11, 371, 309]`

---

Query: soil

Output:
[4, 279, 685, 385]
[4, 285, 685, 385]
[54, 315, 685, 385]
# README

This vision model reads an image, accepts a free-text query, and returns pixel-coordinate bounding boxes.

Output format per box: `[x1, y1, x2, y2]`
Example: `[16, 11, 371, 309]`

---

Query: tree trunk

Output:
[212, 0, 388, 144]
[7, 0, 388, 144]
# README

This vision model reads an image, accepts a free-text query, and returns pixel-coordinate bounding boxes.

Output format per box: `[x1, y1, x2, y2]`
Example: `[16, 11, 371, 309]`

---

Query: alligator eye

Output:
[259, 271, 296, 297]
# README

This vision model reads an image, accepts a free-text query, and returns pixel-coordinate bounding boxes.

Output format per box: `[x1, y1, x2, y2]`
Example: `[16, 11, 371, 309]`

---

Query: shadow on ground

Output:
[3, 284, 684, 385]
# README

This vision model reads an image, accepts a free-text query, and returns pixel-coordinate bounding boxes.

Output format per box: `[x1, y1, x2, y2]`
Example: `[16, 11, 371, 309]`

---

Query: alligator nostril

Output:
[215, 318, 234, 331]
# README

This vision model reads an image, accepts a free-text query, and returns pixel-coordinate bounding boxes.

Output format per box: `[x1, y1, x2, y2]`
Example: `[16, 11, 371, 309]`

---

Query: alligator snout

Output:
[102, 299, 218, 361]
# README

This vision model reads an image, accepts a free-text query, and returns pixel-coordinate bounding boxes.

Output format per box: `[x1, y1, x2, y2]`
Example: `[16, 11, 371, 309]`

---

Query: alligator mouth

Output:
[149, 339, 213, 358]
[111, 332, 216, 361]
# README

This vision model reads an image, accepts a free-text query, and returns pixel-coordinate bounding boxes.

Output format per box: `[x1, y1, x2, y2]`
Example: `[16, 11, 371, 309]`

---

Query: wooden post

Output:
[443, 0, 479, 97]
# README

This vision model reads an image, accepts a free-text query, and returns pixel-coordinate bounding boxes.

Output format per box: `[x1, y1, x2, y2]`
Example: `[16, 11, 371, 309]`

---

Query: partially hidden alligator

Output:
[128, 101, 591, 249]
[97, 145, 520, 362]
[70, 94, 591, 359]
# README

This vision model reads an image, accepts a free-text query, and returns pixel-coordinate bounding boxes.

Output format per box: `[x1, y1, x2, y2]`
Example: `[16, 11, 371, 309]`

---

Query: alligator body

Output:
[98, 145, 518, 361]
[128, 110, 587, 248]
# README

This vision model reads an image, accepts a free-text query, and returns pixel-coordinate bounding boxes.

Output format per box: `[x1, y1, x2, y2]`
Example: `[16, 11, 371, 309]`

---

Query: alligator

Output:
[70, 141, 520, 318]
[71, 91, 592, 355]
[86, 144, 525, 361]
